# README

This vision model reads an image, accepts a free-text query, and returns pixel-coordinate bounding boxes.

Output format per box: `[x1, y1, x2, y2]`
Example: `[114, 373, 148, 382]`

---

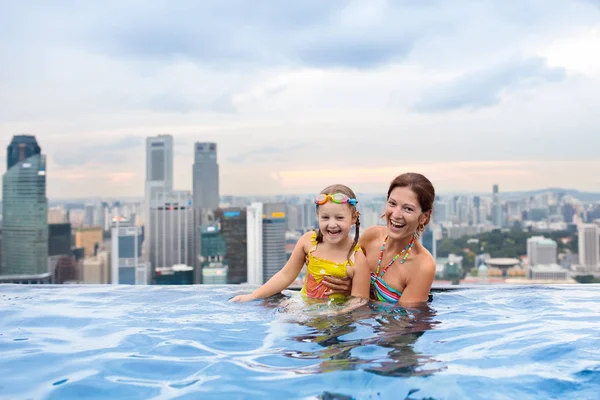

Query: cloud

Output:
[53, 135, 143, 168]
[413, 58, 566, 112]
[229, 143, 309, 164]
[146, 95, 196, 114]
[1, 1, 600, 198]
[1, 0, 427, 71]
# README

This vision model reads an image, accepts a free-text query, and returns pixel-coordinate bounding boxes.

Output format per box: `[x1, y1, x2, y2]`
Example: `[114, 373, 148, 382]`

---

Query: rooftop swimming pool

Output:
[1, 284, 599, 399]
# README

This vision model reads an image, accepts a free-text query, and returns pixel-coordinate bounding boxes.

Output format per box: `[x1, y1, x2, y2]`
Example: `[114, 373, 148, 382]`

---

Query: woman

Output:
[322, 172, 436, 305]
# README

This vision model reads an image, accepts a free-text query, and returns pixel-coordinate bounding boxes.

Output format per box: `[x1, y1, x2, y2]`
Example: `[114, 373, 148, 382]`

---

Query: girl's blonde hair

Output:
[315, 184, 360, 260]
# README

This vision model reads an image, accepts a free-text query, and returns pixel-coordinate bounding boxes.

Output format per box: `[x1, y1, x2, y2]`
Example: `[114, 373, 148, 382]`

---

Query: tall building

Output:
[215, 208, 247, 284]
[433, 200, 448, 223]
[84, 204, 96, 227]
[48, 222, 73, 278]
[286, 204, 301, 232]
[1, 135, 48, 276]
[247, 202, 263, 285]
[75, 226, 103, 258]
[473, 196, 481, 225]
[262, 203, 287, 283]
[145, 134, 174, 270]
[6, 135, 40, 170]
[492, 184, 503, 227]
[527, 236, 558, 266]
[111, 219, 146, 284]
[578, 224, 600, 272]
[82, 250, 111, 284]
[562, 204, 576, 224]
[302, 200, 317, 230]
[48, 223, 72, 257]
[199, 223, 228, 284]
[421, 225, 437, 260]
[94, 203, 107, 232]
[192, 142, 219, 225]
[148, 191, 194, 279]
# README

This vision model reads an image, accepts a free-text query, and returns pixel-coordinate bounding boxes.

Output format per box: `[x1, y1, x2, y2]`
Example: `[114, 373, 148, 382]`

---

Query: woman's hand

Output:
[321, 276, 352, 296]
[229, 294, 257, 303]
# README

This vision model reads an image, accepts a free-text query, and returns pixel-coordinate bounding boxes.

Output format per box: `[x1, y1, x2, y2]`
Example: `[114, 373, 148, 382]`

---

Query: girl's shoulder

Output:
[299, 230, 318, 251]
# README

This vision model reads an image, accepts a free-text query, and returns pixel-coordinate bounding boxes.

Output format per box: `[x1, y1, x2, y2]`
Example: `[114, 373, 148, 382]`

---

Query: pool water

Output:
[1, 284, 599, 399]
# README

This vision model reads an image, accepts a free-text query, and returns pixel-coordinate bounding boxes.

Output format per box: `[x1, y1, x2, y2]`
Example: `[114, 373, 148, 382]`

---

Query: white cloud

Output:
[0, 0, 599, 198]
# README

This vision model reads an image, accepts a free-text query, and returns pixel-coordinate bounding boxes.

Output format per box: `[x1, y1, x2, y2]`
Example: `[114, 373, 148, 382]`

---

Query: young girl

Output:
[230, 184, 370, 304]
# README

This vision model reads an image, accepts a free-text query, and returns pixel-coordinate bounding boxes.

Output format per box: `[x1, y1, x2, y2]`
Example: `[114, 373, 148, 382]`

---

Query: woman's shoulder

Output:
[358, 226, 385, 250]
[414, 243, 437, 274]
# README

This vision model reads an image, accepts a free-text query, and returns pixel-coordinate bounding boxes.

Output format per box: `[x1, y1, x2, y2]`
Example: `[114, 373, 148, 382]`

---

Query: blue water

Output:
[1, 285, 599, 400]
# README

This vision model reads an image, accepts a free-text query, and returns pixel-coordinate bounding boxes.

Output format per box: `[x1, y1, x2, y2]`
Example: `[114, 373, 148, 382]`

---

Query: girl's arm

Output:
[230, 232, 311, 302]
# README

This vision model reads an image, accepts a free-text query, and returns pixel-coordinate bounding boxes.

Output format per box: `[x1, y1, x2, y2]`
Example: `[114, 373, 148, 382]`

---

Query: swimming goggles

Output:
[314, 193, 358, 206]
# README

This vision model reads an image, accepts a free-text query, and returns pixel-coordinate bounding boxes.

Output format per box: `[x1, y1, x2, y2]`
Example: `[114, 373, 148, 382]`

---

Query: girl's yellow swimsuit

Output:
[300, 231, 361, 302]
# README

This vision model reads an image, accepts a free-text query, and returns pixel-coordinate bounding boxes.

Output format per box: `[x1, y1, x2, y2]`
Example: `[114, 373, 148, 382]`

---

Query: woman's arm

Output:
[398, 257, 436, 305]
[350, 251, 370, 299]
[322, 226, 382, 295]
[230, 232, 310, 302]
[319, 252, 370, 316]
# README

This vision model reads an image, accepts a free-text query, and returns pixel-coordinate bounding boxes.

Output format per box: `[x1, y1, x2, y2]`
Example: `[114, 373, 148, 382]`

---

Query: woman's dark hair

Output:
[387, 173, 435, 231]
[315, 184, 360, 260]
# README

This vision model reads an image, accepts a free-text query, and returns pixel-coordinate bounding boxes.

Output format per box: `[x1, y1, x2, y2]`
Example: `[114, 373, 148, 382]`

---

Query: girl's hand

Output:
[229, 294, 257, 303]
[317, 297, 368, 316]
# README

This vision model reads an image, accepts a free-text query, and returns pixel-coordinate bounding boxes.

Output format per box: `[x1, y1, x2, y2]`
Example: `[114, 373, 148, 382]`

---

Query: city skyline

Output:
[1, 1, 600, 198]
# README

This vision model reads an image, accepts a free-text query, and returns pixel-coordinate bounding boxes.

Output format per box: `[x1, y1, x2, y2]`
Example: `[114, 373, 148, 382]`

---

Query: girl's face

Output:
[384, 186, 429, 240]
[317, 202, 355, 245]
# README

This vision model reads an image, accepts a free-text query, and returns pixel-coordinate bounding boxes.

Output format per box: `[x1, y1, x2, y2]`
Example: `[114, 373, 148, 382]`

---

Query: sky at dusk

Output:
[1, 0, 600, 198]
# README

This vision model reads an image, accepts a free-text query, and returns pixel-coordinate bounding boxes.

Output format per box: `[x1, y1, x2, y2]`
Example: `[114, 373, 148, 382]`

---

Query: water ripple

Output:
[0, 284, 599, 399]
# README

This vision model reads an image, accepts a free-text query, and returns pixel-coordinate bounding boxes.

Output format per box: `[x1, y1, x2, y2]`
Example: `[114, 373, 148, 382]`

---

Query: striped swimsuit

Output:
[370, 270, 402, 302]
[370, 234, 416, 303]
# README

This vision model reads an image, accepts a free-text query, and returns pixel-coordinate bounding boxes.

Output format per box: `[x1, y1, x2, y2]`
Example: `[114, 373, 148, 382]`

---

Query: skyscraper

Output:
[246, 202, 263, 285]
[84, 204, 96, 227]
[578, 224, 599, 272]
[527, 236, 558, 266]
[145, 134, 173, 272]
[111, 219, 145, 284]
[492, 184, 503, 227]
[262, 203, 287, 283]
[1, 135, 48, 276]
[192, 142, 219, 224]
[473, 196, 481, 225]
[215, 208, 247, 284]
[421, 225, 437, 260]
[148, 191, 194, 276]
[199, 223, 228, 284]
[6, 135, 40, 170]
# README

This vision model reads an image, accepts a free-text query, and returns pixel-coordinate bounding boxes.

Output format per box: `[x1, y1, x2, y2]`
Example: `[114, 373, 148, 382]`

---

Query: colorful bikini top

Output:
[370, 234, 416, 303]
[301, 231, 361, 301]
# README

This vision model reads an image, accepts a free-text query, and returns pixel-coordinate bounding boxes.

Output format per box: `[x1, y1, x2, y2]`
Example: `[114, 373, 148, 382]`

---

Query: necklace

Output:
[376, 233, 417, 276]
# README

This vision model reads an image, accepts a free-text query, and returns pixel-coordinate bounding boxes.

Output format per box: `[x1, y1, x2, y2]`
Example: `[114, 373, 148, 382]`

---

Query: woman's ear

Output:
[420, 210, 432, 225]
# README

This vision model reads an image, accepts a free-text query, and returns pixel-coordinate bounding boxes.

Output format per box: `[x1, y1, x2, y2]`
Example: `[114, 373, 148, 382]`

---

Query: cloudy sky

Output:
[1, 0, 600, 199]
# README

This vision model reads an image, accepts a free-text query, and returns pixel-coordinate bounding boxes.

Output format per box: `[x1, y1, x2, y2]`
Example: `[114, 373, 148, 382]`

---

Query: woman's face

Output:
[384, 186, 428, 240]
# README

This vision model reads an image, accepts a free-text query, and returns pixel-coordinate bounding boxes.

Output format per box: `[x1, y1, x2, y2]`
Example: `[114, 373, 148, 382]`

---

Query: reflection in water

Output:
[264, 293, 445, 377]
